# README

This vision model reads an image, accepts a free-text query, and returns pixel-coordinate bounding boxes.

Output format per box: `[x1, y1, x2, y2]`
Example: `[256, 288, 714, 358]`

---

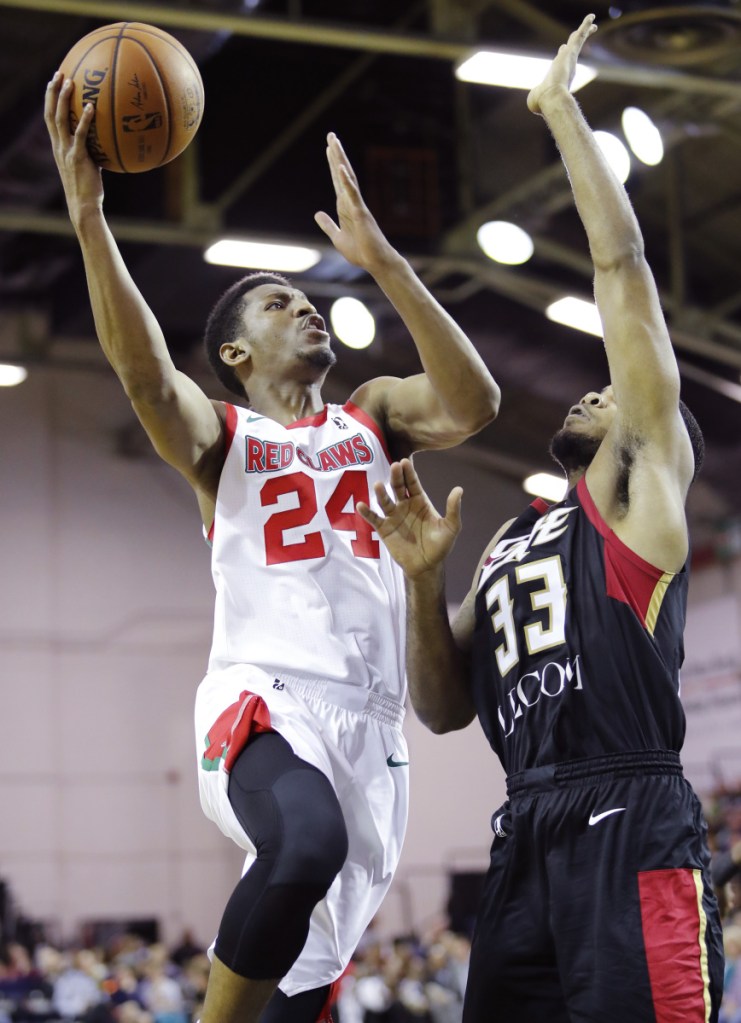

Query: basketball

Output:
[58, 22, 204, 173]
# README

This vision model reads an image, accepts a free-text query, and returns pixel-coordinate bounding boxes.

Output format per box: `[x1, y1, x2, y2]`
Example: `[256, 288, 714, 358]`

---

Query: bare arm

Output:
[528, 17, 693, 569]
[528, 17, 684, 441]
[357, 459, 476, 732]
[45, 74, 224, 504]
[315, 134, 500, 454]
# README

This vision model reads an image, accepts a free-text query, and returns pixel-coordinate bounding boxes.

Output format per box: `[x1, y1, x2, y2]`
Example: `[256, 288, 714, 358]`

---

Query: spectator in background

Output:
[721, 925, 741, 1023]
[52, 951, 103, 1021]
[138, 946, 187, 1023]
[169, 931, 203, 970]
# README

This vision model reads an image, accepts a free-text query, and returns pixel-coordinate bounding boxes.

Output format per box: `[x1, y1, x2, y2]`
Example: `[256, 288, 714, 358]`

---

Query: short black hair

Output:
[679, 399, 704, 480]
[203, 272, 293, 397]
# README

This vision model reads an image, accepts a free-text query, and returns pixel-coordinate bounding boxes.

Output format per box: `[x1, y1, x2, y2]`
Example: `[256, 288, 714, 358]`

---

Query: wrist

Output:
[365, 245, 406, 282]
[405, 561, 446, 588]
[537, 84, 576, 116]
[72, 201, 105, 237]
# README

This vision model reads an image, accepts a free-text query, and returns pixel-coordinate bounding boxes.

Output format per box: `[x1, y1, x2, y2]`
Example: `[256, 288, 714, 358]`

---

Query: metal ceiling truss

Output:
[2, 0, 741, 394]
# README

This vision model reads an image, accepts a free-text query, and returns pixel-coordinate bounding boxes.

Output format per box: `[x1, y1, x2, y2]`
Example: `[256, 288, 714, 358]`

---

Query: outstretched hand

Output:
[357, 459, 463, 579]
[527, 14, 597, 116]
[314, 132, 394, 273]
[44, 71, 104, 221]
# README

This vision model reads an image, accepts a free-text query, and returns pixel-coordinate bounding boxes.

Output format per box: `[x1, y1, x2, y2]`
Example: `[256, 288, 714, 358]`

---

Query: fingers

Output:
[572, 13, 597, 50]
[325, 132, 362, 204]
[314, 210, 340, 242]
[374, 479, 397, 516]
[44, 70, 63, 138]
[328, 132, 360, 190]
[71, 102, 95, 156]
[389, 461, 409, 501]
[54, 77, 74, 138]
[444, 486, 464, 533]
[399, 458, 424, 499]
[356, 500, 382, 530]
[325, 137, 344, 198]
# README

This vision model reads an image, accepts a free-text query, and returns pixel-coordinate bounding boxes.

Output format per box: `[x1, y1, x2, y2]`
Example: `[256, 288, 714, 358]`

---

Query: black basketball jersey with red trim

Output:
[471, 475, 688, 775]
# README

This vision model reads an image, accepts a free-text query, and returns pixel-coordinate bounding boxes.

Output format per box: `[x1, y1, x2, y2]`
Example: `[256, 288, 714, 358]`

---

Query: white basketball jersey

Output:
[207, 401, 407, 702]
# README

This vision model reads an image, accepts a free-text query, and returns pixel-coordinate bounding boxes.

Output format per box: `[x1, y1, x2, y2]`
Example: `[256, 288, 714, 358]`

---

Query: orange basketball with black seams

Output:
[59, 22, 204, 173]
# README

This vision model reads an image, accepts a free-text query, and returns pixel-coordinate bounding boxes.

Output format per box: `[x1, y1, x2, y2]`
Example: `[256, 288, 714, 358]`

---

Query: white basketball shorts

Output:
[194, 663, 409, 997]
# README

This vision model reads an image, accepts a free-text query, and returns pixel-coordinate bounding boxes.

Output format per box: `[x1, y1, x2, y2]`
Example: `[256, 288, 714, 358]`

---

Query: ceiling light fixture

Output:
[330, 297, 376, 350]
[621, 106, 664, 166]
[477, 221, 534, 265]
[204, 239, 321, 273]
[0, 364, 27, 387]
[523, 472, 568, 502]
[455, 50, 596, 91]
[546, 297, 603, 337]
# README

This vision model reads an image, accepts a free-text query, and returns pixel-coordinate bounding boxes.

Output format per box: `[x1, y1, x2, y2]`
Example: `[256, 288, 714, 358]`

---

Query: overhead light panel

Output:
[593, 130, 631, 184]
[204, 239, 321, 272]
[523, 472, 568, 502]
[546, 297, 603, 337]
[621, 106, 664, 166]
[0, 364, 27, 387]
[455, 51, 596, 92]
[477, 221, 534, 265]
[330, 297, 376, 350]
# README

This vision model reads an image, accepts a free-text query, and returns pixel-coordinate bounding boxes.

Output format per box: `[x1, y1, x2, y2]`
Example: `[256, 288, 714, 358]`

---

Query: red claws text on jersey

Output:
[245, 433, 374, 474]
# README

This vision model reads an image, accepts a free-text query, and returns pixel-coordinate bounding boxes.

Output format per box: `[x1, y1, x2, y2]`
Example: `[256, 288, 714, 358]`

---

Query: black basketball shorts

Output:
[463, 750, 723, 1023]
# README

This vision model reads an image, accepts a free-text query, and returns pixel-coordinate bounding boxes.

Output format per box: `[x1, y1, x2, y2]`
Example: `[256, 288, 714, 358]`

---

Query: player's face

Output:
[240, 284, 336, 374]
[550, 386, 617, 474]
[562, 386, 617, 439]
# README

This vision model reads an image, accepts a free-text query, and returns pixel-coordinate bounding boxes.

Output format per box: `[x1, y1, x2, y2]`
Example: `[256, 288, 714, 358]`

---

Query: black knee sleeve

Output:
[260, 984, 331, 1023]
[214, 733, 348, 979]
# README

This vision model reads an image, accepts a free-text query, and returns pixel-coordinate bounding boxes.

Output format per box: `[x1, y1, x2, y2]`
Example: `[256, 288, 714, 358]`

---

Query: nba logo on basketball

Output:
[122, 112, 164, 133]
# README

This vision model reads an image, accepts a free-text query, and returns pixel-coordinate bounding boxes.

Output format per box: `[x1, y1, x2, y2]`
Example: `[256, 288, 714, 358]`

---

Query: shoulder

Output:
[347, 377, 401, 432]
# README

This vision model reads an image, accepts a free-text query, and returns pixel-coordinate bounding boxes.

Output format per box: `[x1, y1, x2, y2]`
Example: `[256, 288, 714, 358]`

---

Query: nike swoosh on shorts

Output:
[588, 807, 626, 826]
[386, 754, 409, 768]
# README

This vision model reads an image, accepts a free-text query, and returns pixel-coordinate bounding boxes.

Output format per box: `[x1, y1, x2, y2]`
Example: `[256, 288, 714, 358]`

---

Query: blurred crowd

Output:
[708, 783, 741, 1023]
[0, 925, 471, 1023]
[0, 932, 209, 1023]
[13, 784, 741, 1023]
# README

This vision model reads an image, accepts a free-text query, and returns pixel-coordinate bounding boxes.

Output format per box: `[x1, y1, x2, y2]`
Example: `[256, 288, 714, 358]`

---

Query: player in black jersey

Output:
[358, 15, 723, 1023]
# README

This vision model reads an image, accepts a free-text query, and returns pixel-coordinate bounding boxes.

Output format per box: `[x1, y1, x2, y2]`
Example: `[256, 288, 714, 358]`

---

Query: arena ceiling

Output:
[2, 0, 741, 556]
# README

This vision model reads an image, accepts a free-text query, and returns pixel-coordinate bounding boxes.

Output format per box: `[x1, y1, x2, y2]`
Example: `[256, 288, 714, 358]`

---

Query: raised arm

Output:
[314, 134, 500, 455]
[357, 459, 477, 733]
[45, 74, 225, 516]
[528, 17, 686, 450]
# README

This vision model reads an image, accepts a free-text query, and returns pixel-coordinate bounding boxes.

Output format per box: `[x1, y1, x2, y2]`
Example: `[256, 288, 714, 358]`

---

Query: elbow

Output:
[592, 241, 646, 276]
[478, 379, 501, 425]
[459, 379, 501, 436]
[423, 714, 453, 735]
[415, 704, 475, 735]
[124, 373, 177, 408]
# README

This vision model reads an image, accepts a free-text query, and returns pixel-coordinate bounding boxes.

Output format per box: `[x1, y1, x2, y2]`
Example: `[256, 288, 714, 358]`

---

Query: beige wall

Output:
[1, 356, 733, 945]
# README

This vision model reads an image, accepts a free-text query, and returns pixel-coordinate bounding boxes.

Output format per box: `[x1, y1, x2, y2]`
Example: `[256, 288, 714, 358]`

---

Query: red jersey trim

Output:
[206, 402, 240, 544]
[577, 476, 675, 634]
[224, 402, 238, 454]
[531, 497, 550, 516]
[344, 401, 392, 463]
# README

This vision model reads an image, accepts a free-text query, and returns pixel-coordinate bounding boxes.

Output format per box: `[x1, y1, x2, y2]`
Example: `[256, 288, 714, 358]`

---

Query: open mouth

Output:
[303, 314, 328, 335]
[566, 405, 588, 421]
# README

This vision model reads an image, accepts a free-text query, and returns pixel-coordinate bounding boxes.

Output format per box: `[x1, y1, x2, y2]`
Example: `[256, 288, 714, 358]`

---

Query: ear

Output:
[219, 339, 251, 370]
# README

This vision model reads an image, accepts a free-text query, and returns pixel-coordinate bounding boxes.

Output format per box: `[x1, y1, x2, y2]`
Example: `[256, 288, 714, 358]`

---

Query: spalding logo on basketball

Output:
[59, 22, 204, 173]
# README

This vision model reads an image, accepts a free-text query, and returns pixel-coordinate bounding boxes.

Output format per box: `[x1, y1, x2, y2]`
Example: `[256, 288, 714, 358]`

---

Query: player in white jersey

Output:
[46, 69, 500, 1023]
